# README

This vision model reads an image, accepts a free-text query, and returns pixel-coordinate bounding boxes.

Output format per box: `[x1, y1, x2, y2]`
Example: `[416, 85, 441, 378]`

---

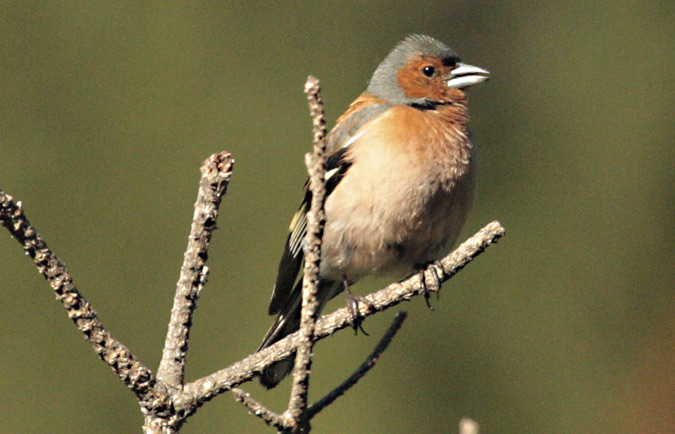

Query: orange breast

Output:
[319, 105, 476, 280]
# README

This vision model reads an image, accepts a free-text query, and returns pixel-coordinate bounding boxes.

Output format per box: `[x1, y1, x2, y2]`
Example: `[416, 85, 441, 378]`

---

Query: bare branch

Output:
[308, 311, 408, 419]
[0, 189, 159, 408]
[283, 75, 328, 431]
[2, 176, 502, 429]
[157, 152, 234, 389]
[231, 388, 285, 429]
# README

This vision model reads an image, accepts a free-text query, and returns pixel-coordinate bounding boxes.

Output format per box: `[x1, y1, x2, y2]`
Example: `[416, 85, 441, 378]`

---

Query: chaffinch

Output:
[258, 34, 490, 388]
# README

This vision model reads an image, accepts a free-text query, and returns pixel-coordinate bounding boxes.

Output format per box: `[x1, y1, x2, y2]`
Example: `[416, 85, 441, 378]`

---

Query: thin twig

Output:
[156, 152, 234, 389]
[0, 189, 160, 409]
[307, 311, 408, 419]
[231, 388, 285, 429]
[284, 76, 328, 432]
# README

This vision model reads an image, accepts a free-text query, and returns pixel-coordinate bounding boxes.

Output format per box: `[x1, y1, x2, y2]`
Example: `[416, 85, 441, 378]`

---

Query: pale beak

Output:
[447, 62, 490, 89]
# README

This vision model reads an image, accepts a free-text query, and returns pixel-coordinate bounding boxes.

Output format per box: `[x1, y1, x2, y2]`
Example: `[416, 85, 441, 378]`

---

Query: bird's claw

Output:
[420, 261, 443, 310]
[343, 279, 373, 335]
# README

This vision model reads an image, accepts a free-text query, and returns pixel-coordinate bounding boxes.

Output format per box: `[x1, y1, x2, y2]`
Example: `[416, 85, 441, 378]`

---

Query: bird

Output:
[257, 34, 490, 388]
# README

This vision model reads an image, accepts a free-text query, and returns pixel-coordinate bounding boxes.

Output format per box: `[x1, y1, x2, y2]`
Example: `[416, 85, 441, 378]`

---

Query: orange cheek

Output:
[397, 68, 429, 98]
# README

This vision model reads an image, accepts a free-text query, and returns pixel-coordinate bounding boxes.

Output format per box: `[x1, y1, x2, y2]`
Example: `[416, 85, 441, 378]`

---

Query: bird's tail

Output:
[257, 279, 341, 388]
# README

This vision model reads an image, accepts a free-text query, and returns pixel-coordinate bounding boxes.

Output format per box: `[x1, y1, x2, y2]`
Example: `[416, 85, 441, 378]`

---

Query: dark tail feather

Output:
[258, 281, 302, 388]
[258, 280, 340, 388]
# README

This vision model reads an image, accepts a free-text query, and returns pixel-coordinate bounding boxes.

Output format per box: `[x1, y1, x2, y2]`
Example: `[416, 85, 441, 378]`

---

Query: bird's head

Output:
[367, 34, 490, 107]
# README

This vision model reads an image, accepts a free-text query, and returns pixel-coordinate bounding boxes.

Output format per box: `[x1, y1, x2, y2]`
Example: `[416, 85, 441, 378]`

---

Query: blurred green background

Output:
[1, 2, 672, 433]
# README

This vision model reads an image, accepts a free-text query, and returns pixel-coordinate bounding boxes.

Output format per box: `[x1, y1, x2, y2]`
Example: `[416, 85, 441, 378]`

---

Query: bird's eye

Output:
[422, 65, 435, 77]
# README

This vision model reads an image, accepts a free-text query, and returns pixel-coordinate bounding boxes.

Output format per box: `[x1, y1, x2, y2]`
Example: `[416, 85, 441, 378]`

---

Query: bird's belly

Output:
[320, 158, 476, 281]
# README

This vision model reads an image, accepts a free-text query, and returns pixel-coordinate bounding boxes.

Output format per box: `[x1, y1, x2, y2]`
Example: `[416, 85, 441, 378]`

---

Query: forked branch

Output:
[0, 75, 504, 433]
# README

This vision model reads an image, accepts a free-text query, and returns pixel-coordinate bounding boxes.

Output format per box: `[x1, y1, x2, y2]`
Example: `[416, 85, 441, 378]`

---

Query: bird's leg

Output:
[418, 261, 444, 310]
[342, 274, 372, 335]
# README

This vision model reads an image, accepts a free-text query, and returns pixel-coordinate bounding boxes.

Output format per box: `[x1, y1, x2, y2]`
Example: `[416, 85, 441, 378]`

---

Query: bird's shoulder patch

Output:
[327, 93, 391, 154]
